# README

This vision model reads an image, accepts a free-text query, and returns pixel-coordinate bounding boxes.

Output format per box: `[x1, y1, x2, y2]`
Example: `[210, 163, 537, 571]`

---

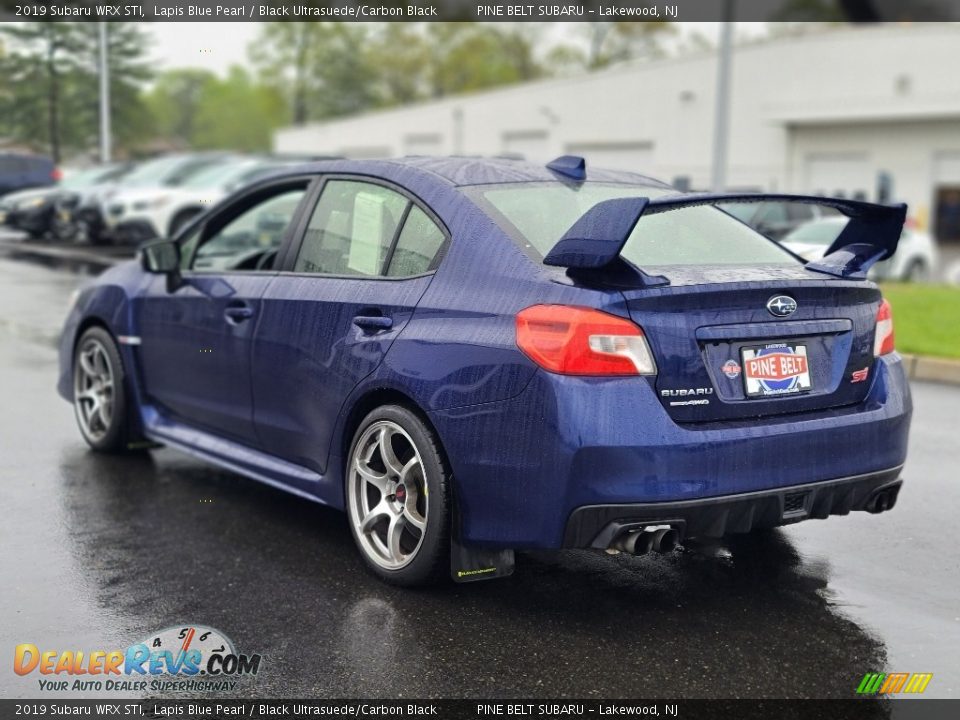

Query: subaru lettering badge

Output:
[766, 295, 797, 318]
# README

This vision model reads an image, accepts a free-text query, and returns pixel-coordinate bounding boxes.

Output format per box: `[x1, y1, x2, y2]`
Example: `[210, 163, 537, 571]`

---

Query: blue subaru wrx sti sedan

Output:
[58, 156, 911, 585]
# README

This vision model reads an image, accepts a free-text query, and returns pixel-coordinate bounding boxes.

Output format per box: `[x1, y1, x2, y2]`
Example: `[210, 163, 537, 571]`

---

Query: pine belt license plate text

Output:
[741, 343, 812, 397]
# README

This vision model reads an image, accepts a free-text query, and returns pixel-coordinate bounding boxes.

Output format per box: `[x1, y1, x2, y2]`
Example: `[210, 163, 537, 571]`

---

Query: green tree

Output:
[250, 22, 546, 120]
[366, 24, 431, 107]
[0, 22, 152, 161]
[145, 67, 287, 152]
[192, 66, 287, 152]
[0, 22, 88, 162]
[578, 21, 674, 70]
[425, 23, 543, 98]
[75, 22, 154, 155]
[145, 68, 219, 147]
[250, 22, 377, 123]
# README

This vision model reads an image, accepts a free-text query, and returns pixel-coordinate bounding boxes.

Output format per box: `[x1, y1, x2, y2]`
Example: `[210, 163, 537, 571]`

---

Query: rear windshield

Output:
[783, 219, 848, 246]
[468, 183, 798, 267]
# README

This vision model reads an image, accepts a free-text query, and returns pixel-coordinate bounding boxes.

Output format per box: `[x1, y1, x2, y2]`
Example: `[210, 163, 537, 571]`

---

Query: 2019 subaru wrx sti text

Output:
[57, 156, 911, 585]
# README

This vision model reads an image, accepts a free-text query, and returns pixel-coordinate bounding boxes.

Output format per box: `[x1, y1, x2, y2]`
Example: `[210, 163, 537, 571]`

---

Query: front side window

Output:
[294, 180, 445, 277]
[469, 183, 798, 267]
[185, 187, 306, 271]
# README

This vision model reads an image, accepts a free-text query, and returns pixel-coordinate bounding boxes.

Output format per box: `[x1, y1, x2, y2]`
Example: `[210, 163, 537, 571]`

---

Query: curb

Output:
[900, 353, 960, 386]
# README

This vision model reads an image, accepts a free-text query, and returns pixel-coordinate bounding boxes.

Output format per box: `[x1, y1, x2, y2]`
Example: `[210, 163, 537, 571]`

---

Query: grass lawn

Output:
[879, 283, 960, 359]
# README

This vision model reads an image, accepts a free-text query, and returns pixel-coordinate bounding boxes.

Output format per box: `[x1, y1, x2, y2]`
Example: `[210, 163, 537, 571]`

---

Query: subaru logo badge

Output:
[766, 295, 797, 317]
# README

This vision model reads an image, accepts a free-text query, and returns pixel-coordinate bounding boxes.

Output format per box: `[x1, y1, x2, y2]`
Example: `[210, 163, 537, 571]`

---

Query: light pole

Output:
[710, 3, 735, 192]
[98, 22, 111, 163]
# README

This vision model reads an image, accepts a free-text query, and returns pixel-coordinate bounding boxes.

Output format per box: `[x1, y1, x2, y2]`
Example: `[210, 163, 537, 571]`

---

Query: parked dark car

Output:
[0, 152, 58, 197]
[58, 157, 911, 587]
[0, 164, 132, 240]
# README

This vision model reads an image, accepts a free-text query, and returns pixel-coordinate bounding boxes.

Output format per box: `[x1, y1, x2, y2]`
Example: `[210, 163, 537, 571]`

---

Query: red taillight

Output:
[874, 298, 895, 356]
[51, 167, 62, 182]
[515, 305, 657, 376]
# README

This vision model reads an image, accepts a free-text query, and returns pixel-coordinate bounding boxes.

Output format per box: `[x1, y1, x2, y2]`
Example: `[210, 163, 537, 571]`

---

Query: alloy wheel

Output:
[348, 420, 429, 570]
[74, 338, 115, 443]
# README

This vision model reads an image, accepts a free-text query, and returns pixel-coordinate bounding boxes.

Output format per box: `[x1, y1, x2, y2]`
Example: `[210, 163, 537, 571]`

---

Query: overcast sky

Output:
[147, 22, 261, 75]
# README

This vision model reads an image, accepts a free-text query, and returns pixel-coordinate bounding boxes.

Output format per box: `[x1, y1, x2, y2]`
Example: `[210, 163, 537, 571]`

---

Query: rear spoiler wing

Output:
[543, 193, 907, 283]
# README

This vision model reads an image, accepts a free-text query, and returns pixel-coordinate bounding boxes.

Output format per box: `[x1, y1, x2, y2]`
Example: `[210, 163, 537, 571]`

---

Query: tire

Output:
[72, 327, 136, 453]
[345, 405, 451, 586]
[83, 221, 110, 246]
[51, 214, 78, 243]
[903, 260, 929, 283]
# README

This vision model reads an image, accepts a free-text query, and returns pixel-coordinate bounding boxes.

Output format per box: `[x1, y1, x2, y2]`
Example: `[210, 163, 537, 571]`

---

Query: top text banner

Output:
[1, 0, 958, 22]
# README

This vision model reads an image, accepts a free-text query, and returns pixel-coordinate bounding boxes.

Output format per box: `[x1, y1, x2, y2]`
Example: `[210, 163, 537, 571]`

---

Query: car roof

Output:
[266, 155, 672, 189]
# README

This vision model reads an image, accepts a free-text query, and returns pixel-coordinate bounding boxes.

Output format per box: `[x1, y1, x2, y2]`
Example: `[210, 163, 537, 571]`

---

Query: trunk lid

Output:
[617, 264, 882, 423]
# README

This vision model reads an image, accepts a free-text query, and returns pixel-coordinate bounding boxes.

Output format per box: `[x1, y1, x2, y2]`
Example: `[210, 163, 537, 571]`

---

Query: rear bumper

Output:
[430, 353, 911, 550]
[563, 466, 903, 548]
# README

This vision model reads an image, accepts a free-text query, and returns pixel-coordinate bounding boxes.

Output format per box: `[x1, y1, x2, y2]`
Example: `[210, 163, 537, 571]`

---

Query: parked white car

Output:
[98, 154, 235, 243]
[781, 217, 939, 282]
[104, 156, 298, 244]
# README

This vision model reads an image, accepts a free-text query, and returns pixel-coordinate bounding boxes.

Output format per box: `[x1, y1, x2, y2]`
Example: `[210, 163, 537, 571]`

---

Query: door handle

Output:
[224, 304, 254, 323]
[353, 314, 393, 332]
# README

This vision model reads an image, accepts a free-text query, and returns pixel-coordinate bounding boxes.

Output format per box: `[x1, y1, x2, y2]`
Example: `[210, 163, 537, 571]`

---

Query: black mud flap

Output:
[451, 536, 514, 583]
[449, 501, 514, 582]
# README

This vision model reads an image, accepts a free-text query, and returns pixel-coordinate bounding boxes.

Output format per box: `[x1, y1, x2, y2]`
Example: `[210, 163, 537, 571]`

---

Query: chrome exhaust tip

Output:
[611, 531, 654, 556]
[650, 528, 679, 553]
[610, 526, 680, 555]
[867, 488, 898, 514]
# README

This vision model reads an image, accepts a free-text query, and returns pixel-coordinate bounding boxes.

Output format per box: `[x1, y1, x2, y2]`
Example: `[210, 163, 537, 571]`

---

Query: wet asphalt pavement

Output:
[0, 250, 958, 702]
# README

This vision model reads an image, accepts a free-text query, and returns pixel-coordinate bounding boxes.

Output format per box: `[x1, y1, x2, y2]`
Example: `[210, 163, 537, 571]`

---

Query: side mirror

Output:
[139, 238, 182, 292]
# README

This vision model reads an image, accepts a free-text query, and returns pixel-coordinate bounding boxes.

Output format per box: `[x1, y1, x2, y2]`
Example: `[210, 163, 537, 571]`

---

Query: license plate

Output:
[741, 343, 812, 397]
[58, 210, 71, 222]
[0, 211, 7, 224]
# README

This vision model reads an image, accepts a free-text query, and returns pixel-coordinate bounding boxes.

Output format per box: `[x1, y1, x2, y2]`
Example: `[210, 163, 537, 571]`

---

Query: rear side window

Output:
[471, 183, 797, 267]
[387, 206, 446, 277]
[295, 180, 445, 277]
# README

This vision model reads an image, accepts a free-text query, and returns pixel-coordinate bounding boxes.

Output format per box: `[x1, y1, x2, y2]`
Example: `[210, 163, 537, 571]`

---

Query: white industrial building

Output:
[274, 24, 960, 242]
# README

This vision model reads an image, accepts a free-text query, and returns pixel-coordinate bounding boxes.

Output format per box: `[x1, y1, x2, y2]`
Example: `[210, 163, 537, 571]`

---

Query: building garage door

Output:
[565, 142, 654, 173]
[803, 153, 872, 199]
[934, 151, 960, 243]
